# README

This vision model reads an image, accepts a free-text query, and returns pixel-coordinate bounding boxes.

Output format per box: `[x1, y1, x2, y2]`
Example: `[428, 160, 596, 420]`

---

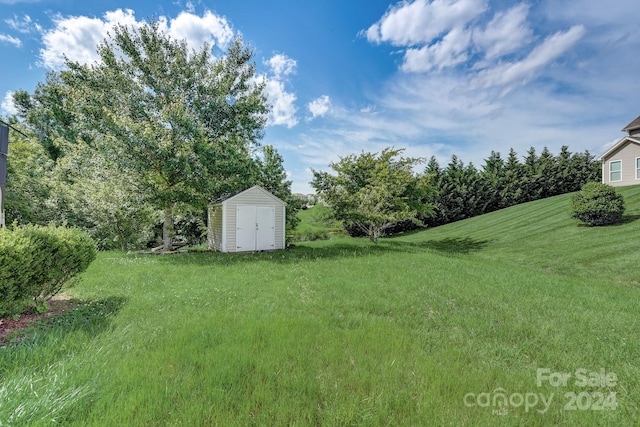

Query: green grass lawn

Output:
[1, 186, 639, 426]
[289, 203, 344, 241]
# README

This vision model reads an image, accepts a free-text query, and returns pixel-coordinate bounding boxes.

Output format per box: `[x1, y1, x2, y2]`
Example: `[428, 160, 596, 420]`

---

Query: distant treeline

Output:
[425, 145, 600, 226]
[353, 145, 600, 237]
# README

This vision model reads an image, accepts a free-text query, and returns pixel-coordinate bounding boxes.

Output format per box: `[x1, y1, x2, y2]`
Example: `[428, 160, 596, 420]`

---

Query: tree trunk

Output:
[368, 224, 380, 243]
[163, 204, 174, 251]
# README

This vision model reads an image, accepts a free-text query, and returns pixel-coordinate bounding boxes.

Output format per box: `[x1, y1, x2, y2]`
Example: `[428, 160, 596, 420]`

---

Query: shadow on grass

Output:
[575, 214, 640, 227]
[619, 214, 640, 225]
[410, 237, 491, 254]
[12, 296, 127, 346]
[153, 236, 490, 267]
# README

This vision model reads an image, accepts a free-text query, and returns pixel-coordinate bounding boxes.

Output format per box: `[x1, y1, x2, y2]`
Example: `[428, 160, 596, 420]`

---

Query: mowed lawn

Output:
[1, 187, 639, 426]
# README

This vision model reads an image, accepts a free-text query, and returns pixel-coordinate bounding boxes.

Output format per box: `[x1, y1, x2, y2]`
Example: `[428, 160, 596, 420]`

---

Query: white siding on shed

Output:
[207, 205, 224, 251]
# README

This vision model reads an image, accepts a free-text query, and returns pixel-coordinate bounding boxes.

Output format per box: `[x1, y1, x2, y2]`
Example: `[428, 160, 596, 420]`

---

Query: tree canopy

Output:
[58, 21, 269, 249]
[8, 20, 289, 250]
[311, 148, 433, 243]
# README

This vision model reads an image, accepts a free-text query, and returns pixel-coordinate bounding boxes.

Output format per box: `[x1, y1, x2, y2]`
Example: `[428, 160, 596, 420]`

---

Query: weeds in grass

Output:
[0, 366, 94, 426]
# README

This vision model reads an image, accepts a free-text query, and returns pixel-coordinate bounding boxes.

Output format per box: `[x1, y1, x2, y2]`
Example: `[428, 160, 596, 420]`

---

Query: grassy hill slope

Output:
[0, 186, 638, 426]
[395, 184, 640, 284]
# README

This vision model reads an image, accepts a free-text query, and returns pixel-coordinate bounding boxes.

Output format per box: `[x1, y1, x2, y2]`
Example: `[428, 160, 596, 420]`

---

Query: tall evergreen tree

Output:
[537, 147, 558, 198]
[501, 148, 524, 207]
[521, 147, 541, 202]
[570, 150, 601, 191]
[481, 150, 506, 212]
[435, 155, 489, 224]
[555, 145, 573, 194]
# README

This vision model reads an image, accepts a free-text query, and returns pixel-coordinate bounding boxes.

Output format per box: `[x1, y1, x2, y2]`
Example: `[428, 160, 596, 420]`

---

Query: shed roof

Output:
[214, 185, 286, 205]
[622, 115, 640, 133]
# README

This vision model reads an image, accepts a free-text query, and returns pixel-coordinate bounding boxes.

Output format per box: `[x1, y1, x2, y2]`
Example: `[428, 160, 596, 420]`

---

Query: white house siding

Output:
[213, 186, 286, 253]
[601, 140, 640, 186]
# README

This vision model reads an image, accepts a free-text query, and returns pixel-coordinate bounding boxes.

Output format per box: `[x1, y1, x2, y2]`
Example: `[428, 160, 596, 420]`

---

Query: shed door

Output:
[256, 206, 276, 251]
[236, 205, 256, 251]
[235, 205, 276, 251]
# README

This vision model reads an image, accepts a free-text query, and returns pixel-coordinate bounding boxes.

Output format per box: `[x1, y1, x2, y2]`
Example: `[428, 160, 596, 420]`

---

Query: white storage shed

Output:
[208, 185, 286, 253]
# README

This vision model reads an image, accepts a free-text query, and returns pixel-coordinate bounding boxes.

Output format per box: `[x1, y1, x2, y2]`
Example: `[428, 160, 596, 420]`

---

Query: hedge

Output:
[0, 224, 96, 317]
[570, 182, 625, 226]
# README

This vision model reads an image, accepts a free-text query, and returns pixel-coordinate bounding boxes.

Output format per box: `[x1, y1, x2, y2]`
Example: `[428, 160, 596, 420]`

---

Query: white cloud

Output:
[365, 0, 487, 46]
[160, 10, 233, 52]
[308, 95, 332, 119]
[360, 105, 377, 114]
[473, 3, 533, 61]
[293, 68, 614, 179]
[266, 54, 297, 77]
[260, 53, 299, 128]
[262, 78, 298, 128]
[471, 25, 586, 92]
[401, 26, 471, 72]
[6, 14, 36, 33]
[364, 1, 586, 97]
[40, 9, 138, 69]
[38, 9, 233, 70]
[284, 0, 636, 193]
[1, 91, 18, 115]
[0, 34, 21, 47]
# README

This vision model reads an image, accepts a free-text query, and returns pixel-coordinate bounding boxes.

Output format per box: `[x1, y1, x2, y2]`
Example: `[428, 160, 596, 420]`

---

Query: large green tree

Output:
[2, 121, 52, 225]
[47, 139, 156, 250]
[62, 21, 268, 250]
[255, 145, 300, 231]
[438, 156, 490, 223]
[13, 72, 82, 161]
[311, 148, 433, 243]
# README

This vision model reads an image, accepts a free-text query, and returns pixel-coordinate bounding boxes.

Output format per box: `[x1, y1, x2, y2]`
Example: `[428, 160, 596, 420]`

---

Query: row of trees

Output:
[4, 20, 298, 250]
[312, 146, 601, 241]
[425, 146, 601, 226]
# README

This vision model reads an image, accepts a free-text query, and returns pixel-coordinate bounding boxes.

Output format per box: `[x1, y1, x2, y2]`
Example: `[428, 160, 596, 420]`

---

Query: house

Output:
[599, 115, 640, 186]
[207, 185, 286, 253]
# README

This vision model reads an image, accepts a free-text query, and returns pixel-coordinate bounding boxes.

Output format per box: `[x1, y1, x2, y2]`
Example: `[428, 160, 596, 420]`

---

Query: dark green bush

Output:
[0, 225, 96, 317]
[570, 182, 625, 226]
[0, 231, 35, 316]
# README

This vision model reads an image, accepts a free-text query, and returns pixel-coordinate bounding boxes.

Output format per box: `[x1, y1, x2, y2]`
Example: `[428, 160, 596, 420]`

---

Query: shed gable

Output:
[221, 185, 286, 207]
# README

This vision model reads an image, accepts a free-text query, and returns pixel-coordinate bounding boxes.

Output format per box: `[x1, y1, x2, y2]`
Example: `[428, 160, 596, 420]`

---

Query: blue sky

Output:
[1, 0, 638, 193]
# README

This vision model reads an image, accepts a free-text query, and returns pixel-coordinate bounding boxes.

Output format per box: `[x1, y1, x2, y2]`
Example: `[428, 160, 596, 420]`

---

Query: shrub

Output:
[0, 225, 96, 317]
[570, 182, 625, 226]
[0, 230, 35, 316]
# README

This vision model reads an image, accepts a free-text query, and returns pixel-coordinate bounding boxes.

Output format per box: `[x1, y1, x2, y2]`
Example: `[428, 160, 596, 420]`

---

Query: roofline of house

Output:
[598, 136, 640, 161]
[622, 115, 640, 132]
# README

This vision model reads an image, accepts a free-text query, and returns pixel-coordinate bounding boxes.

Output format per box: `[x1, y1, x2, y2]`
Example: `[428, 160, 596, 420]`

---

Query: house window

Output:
[636, 157, 640, 180]
[609, 160, 622, 182]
